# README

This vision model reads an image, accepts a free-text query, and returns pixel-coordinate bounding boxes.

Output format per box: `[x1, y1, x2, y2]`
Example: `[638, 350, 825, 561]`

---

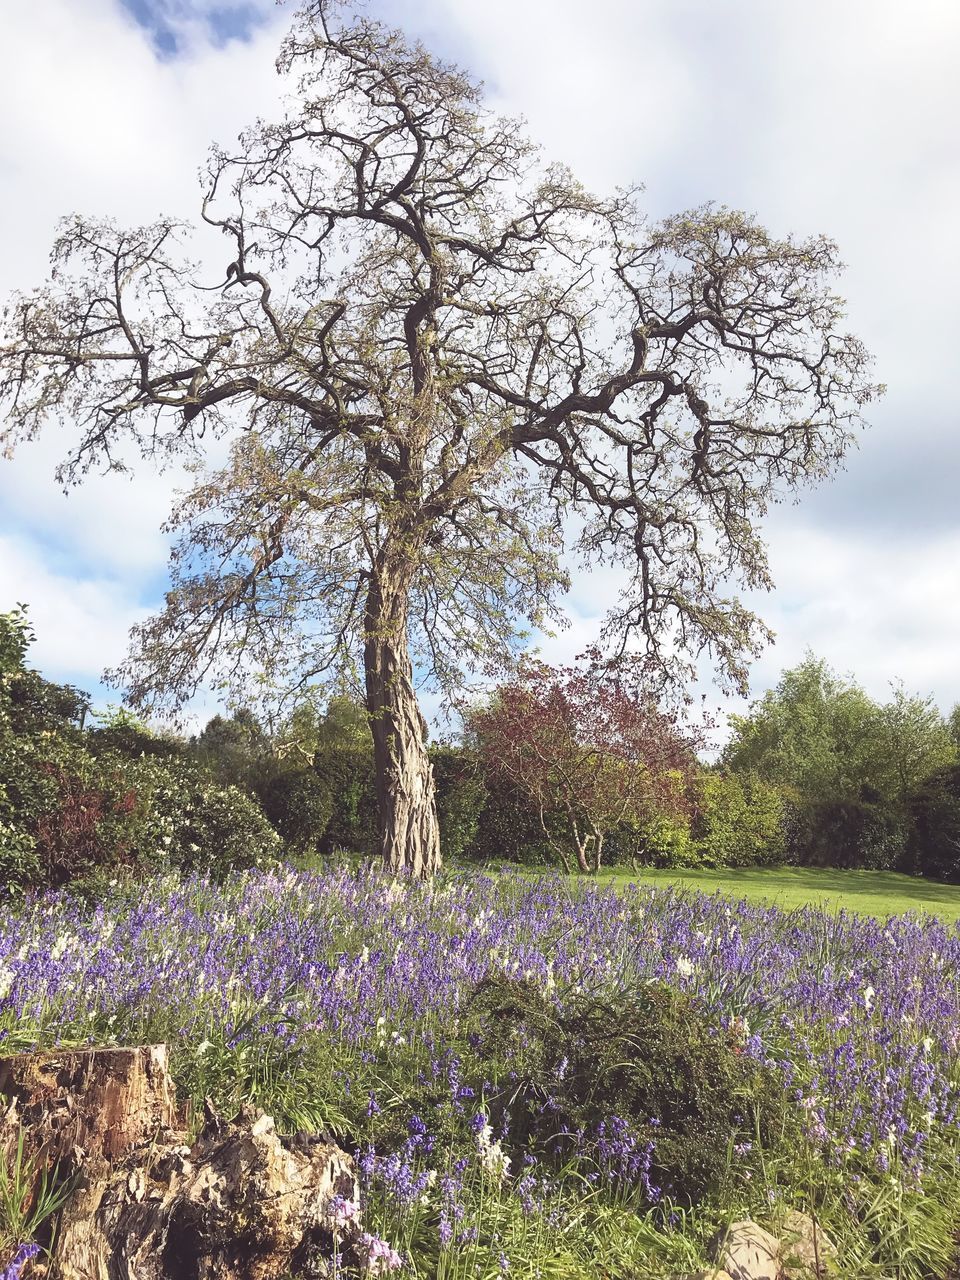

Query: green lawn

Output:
[592, 865, 960, 922]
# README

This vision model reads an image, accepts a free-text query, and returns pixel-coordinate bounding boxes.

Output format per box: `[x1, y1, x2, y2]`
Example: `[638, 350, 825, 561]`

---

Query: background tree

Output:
[724, 655, 956, 869]
[724, 656, 955, 805]
[191, 708, 272, 789]
[0, 1, 877, 875]
[723, 655, 883, 803]
[469, 657, 698, 872]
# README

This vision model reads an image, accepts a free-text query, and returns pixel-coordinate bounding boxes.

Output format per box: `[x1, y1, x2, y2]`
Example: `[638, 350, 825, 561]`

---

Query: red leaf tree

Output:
[469, 654, 700, 872]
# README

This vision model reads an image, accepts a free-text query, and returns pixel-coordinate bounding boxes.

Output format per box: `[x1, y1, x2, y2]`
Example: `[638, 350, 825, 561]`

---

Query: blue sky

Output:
[118, 0, 269, 53]
[1, 0, 958, 731]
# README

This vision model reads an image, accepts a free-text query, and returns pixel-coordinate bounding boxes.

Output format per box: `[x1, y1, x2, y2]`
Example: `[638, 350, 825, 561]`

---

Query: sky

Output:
[1, 0, 958, 735]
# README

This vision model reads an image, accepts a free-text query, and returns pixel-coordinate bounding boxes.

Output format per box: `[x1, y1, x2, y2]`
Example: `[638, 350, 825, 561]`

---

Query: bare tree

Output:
[0, 1, 878, 875]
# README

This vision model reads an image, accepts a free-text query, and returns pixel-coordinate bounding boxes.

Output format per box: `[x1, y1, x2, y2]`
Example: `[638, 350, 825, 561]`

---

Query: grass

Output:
[593, 865, 960, 922]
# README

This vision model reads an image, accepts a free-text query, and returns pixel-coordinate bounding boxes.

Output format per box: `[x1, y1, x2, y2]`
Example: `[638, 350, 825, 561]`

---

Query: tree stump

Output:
[51, 1107, 358, 1280]
[0, 1045, 359, 1279]
[0, 1045, 180, 1175]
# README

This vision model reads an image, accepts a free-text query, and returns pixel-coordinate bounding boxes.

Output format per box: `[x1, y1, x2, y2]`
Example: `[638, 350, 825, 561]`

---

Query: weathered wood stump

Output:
[0, 1047, 358, 1280]
[52, 1107, 357, 1280]
[0, 1045, 180, 1173]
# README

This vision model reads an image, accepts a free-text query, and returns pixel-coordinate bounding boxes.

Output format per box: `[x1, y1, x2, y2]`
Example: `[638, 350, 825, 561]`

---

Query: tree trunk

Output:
[364, 567, 441, 877]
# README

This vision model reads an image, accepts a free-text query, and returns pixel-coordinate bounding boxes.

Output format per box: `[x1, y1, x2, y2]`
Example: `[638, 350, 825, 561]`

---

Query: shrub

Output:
[465, 773, 559, 866]
[127, 756, 281, 878]
[0, 729, 141, 889]
[789, 794, 909, 870]
[465, 974, 792, 1206]
[430, 746, 487, 863]
[259, 769, 335, 854]
[692, 771, 787, 868]
[87, 706, 185, 761]
[313, 742, 378, 855]
[628, 812, 699, 868]
[905, 764, 960, 882]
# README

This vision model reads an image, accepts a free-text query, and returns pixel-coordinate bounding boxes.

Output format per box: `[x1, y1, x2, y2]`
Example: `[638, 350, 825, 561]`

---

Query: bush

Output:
[789, 793, 909, 870]
[431, 746, 487, 862]
[692, 771, 787, 868]
[0, 736, 281, 892]
[465, 975, 791, 1206]
[906, 764, 960, 882]
[259, 768, 335, 854]
[627, 812, 699, 868]
[314, 742, 377, 855]
[464, 773, 557, 865]
[127, 756, 281, 878]
[0, 729, 142, 889]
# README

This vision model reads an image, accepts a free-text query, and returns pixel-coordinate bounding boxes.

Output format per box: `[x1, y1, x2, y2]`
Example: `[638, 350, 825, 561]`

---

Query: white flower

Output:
[676, 955, 695, 979]
[863, 985, 876, 1013]
[50, 933, 72, 962]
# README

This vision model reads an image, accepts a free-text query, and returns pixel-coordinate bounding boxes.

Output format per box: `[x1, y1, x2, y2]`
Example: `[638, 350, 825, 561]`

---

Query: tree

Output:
[192, 707, 272, 788]
[723, 655, 883, 804]
[469, 657, 698, 872]
[874, 683, 956, 802]
[724, 656, 955, 806]
[0, 2, 877, 875]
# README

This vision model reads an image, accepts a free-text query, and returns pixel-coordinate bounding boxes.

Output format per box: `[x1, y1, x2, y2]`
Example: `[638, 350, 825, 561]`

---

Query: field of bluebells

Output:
[2, 866, 960, 1278]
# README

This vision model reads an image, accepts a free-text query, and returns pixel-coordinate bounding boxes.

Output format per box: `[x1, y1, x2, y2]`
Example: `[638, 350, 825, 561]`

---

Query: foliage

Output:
[314, 742, 378, 856]
[466, 973, 791, 1206]
[126, 755, 281, 878]
[0, 608, 32, 684]
[614, 811, 699, 869]
[906, 763, 960, 883]
[459, 771, 555, 866]
[0, 1124, 74, 1266]
[191, 709, 275, 791]
[470, 656, 698, 872]
[259, 768, 334, 855]
[725, 655, 886, 802]
[0, 608, 281, 890]
[725, 656, 955, 807]
[430, 746, 487, 863]
[788, 793, 910, 871]
[87, 705, 185, 761]
[724, 656, 956, 870]
[692, 771, 788, 868]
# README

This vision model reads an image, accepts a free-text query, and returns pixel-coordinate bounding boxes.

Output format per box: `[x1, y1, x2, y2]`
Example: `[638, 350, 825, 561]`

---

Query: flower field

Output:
[2, 867, 960, 1278]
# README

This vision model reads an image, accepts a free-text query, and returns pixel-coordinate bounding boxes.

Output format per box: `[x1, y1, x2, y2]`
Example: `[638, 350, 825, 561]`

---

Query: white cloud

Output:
[0, 533, 148, 680]
[0, 0, 287, 699]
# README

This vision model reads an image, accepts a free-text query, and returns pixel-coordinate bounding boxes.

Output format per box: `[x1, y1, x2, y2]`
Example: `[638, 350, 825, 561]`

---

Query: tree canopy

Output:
[724, 654, 956, 806]
[0, 1, 878, 873]
[469, 655, 698, 872]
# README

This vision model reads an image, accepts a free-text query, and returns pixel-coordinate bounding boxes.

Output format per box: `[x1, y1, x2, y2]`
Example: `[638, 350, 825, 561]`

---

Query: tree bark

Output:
[0, 1045, 180, 1174]
[364, 565, 441, 877]
[51, 1106, 357, 1280]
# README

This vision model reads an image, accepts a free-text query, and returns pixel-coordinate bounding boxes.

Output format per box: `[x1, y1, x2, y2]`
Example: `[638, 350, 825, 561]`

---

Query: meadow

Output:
[599, 865, 960, 924]
[2, 865, 960, 1278]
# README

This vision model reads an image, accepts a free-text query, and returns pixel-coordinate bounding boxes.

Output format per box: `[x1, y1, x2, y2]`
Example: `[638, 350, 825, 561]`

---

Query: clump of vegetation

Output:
[0, 607, 279, 891]
[465, 974, 791, 1205]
